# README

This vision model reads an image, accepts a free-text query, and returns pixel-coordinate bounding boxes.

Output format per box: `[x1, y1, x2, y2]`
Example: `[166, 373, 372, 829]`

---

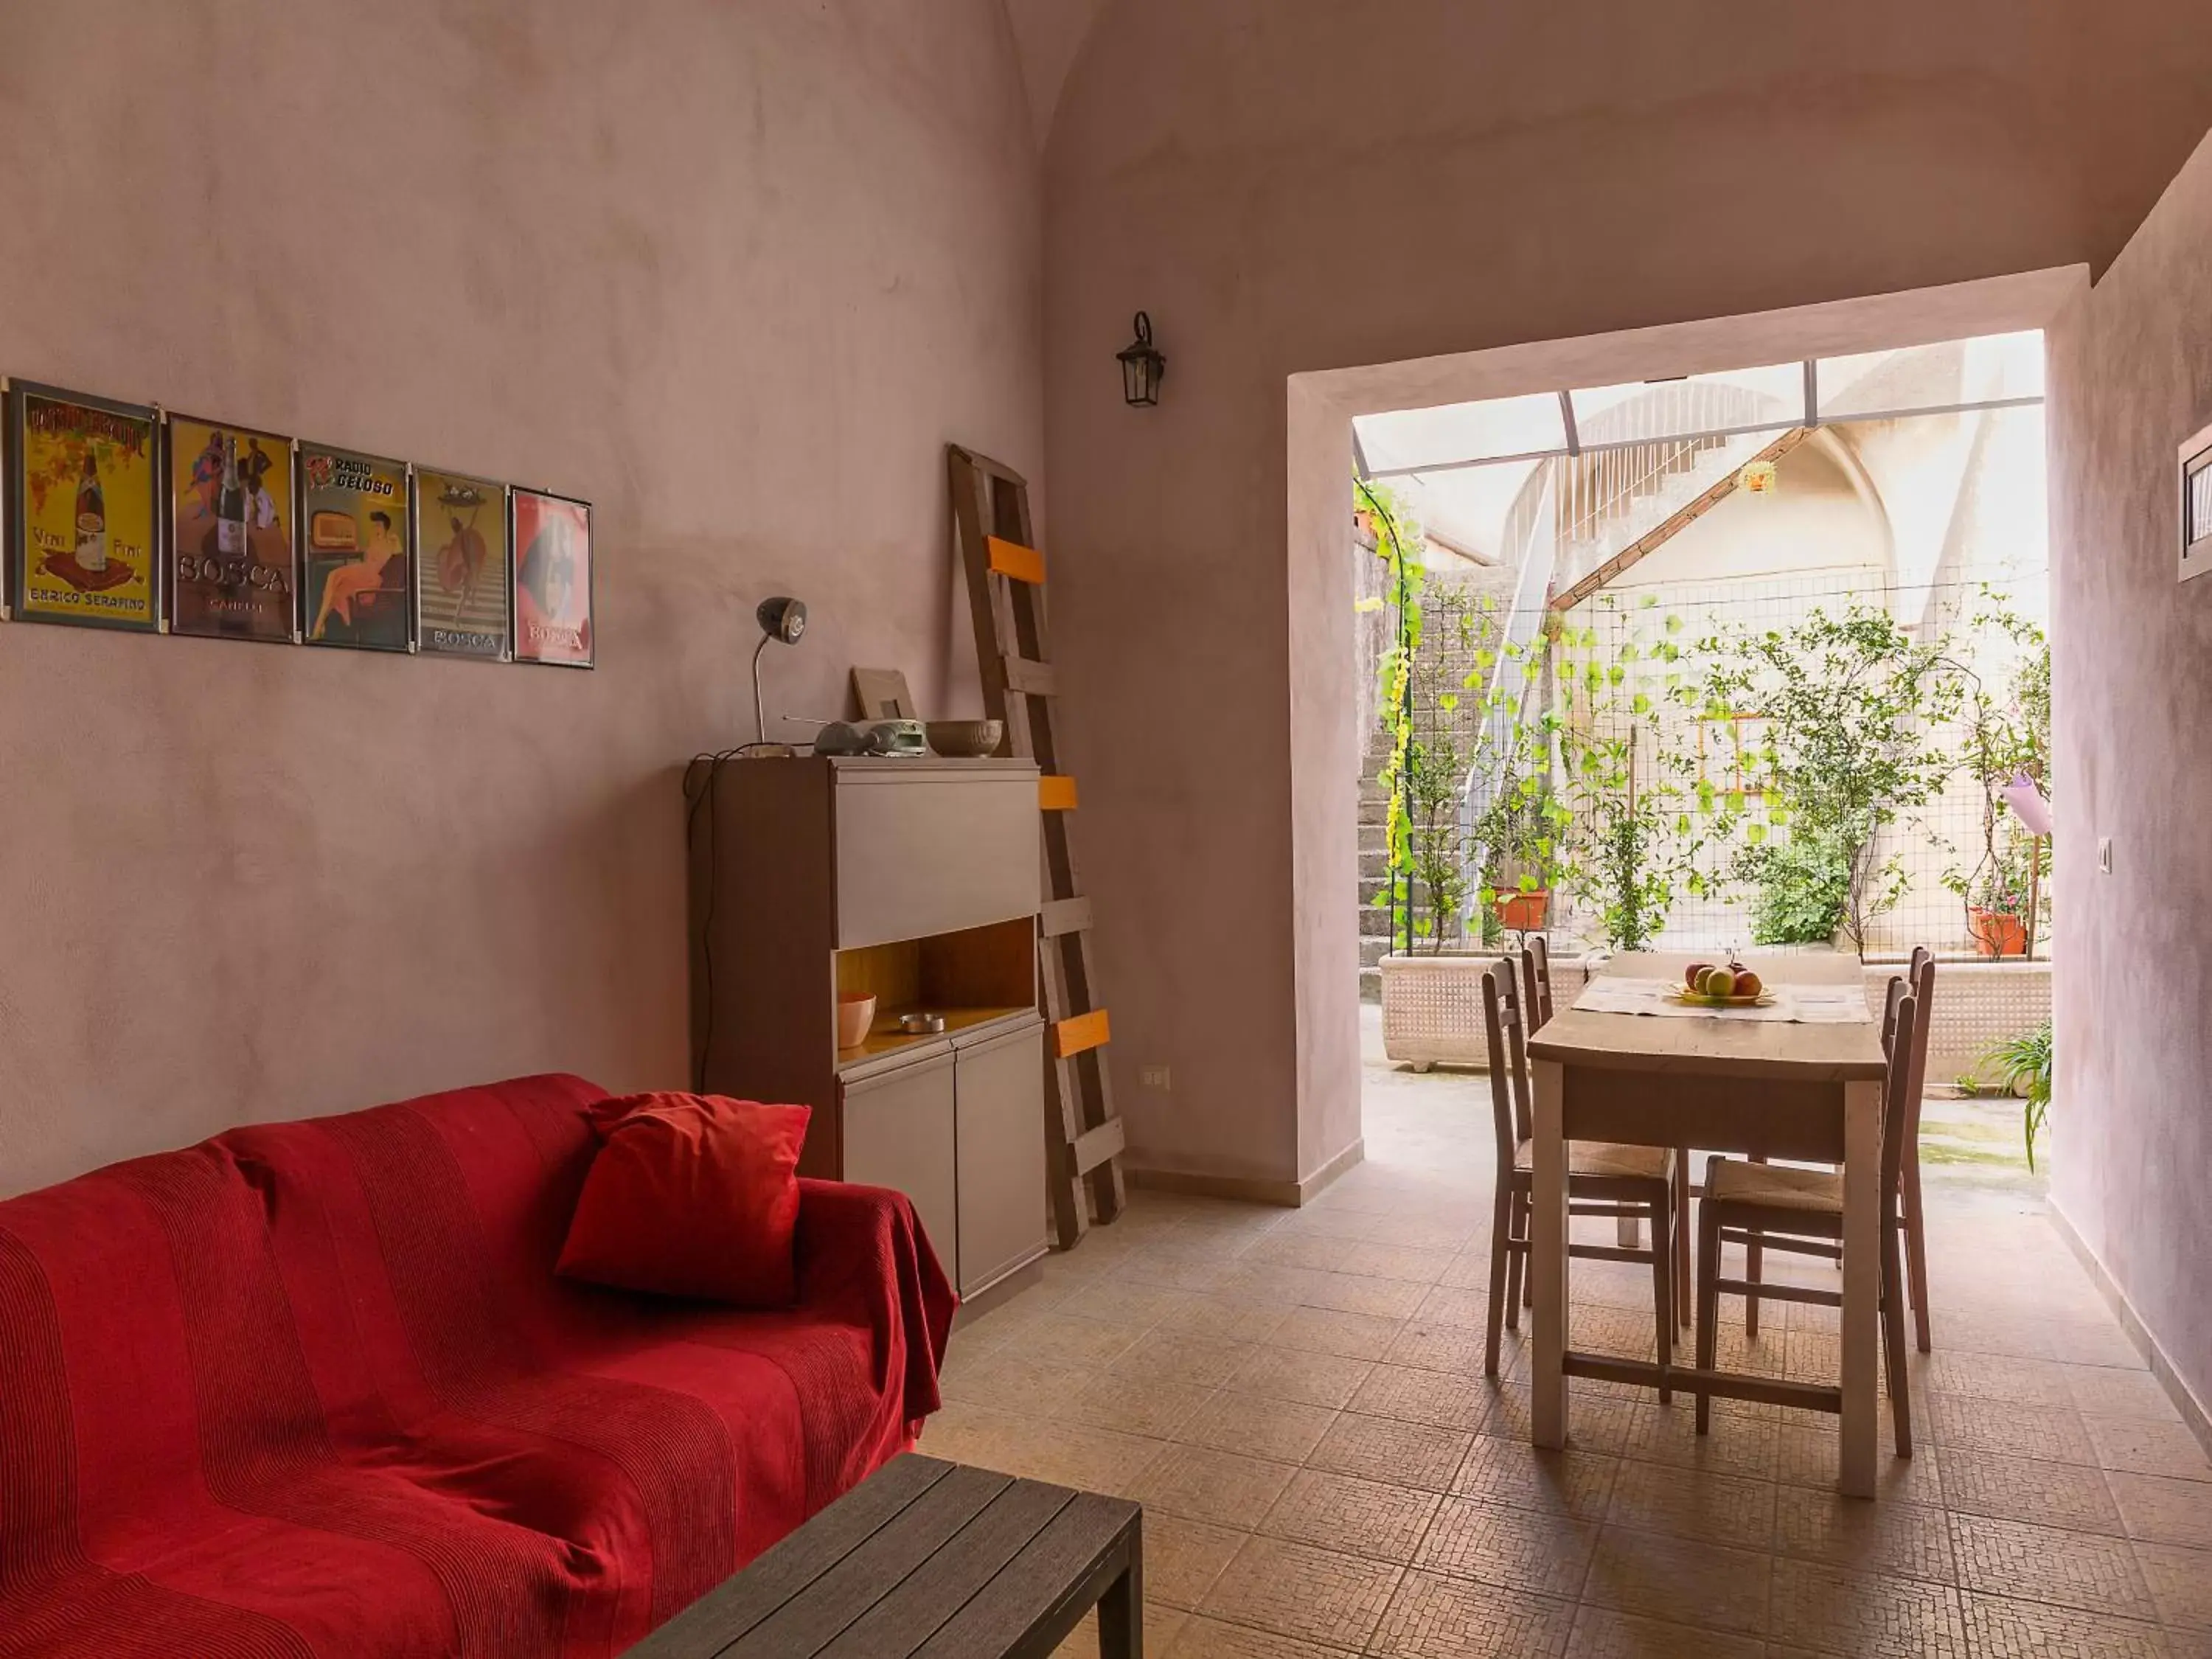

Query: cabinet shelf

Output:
[838, 1005, 1036, 1075]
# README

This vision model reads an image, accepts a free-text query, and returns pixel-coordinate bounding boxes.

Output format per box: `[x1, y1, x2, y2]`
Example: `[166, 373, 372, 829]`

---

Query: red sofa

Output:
[0, 1074, 956, 1658]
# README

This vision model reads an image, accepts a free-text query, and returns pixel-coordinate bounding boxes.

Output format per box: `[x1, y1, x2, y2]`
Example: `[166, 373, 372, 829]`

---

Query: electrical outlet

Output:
[2098, 838, 2113, 875]
[1138, 1065, 1172, 1091]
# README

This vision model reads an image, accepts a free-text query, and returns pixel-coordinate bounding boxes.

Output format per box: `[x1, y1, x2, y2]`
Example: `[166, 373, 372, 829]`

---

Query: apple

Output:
[1700, 967, 1738, 998]
[1733, 970, 1764, 999]
[1684, 961, 1715, 992]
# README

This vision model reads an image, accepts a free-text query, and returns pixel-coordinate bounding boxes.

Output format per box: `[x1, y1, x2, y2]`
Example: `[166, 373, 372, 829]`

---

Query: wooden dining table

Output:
[1524, 950, 1890, 1498]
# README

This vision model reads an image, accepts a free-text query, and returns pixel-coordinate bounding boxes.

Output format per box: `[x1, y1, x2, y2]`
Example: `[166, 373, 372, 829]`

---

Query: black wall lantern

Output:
[1117, 311, 1166, 407]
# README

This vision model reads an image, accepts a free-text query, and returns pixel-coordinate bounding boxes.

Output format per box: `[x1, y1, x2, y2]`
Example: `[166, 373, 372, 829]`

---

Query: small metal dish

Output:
[897, 1012, 948, 1035]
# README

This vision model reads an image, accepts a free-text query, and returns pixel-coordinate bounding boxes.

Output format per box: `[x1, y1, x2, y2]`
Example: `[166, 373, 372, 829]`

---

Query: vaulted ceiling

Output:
[1001, 0, 1110, 147]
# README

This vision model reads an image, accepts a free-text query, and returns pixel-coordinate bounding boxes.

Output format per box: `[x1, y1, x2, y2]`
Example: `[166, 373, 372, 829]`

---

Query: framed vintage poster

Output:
[165, 414, 297, 642]
[299, 445, 411, 650]
[2182, 417, 2212, 582]
[511, 487, 594, 667]
[4, 382, 161, 631]
[413, 467, 509, 659]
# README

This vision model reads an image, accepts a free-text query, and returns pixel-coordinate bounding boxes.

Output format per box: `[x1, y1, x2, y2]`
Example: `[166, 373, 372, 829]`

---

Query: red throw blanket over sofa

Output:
[0, 1074, 956, 1658]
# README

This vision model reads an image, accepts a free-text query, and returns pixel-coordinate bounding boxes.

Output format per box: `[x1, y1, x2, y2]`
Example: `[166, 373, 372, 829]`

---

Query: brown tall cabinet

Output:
[684, 755, 1050, 1301]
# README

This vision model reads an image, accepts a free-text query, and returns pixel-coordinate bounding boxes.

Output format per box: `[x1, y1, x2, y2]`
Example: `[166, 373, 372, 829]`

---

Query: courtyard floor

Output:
[924, 1010, 2212, 1657]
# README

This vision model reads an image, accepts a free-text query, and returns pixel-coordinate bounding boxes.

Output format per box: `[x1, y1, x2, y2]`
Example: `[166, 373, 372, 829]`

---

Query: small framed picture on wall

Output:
[413, 467, 510, 659]
[299, 445, 411, 651]
[165, 414, 298, 643]
[4, 381, 163, 631]
[2183, 417, 2212, 582]
[510, 487, 594, 667]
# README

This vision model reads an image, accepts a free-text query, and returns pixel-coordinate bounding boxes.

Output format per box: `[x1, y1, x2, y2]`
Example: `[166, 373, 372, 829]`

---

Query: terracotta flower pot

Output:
[1968, 908, 2028, 959]
[1493, 889, 1551, 933]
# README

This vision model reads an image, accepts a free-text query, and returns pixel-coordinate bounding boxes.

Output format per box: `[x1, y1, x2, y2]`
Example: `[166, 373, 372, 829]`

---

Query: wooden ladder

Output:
[947, 444, 1127, 1248]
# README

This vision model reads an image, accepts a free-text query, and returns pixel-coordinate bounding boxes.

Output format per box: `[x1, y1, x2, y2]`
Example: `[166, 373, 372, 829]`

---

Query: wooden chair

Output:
[1694, 986, 1921, 1453]
[1741, 953, 1935, 1350]
[1484, 959, 1681, 1397]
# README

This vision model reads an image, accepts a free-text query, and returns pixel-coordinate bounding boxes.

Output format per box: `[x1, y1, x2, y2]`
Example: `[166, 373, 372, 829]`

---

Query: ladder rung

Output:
[986, 535, 1046, 585]
[1039, 775, 1079, 812]
[1040, 897, 1093, 938]
[1004, 655, 1057, 695]
[1067, 1116, 1126, 1177]
[1054, 1009, 1110, 1058]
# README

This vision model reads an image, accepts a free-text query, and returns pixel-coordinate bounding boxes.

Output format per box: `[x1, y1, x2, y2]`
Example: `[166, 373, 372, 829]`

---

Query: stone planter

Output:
[1381, 946, 1588, 1071]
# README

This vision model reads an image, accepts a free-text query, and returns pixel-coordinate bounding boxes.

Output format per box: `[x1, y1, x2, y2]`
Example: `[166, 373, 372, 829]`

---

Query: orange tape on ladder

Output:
[1054, 1009, 1110, 1059]
[1039, 776, 1079, 812]
[986, 535, 1046, 585]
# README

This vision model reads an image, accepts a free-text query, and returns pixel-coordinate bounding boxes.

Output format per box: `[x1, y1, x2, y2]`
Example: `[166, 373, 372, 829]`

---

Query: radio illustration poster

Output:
[300, 445, 411, 651]
[167, 414, 296, 642]
[6, 384, 161, 630]
[511, 488, 593, 667]
[413, 468, 509, 658]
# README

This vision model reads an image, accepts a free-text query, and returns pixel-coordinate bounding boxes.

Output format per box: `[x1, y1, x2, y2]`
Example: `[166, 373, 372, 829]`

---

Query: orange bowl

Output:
[836, 994, 877, 1049]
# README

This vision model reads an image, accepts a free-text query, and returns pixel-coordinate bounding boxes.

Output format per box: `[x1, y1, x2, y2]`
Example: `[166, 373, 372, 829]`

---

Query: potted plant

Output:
[1966, 855, 2033, 958]
[1986, 1018, 2053, 1170]
[1947, 606, 2050, 958]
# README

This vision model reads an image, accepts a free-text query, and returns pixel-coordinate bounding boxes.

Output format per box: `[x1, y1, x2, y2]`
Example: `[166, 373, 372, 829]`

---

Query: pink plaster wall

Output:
[1041, 0, 2212, 1187]
[0, 0, 1041, 1194]
[2048, 126, 2212, 1417]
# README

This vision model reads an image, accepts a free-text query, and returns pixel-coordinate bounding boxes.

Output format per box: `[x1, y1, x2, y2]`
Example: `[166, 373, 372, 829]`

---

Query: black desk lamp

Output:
[752, 597, 807, 743]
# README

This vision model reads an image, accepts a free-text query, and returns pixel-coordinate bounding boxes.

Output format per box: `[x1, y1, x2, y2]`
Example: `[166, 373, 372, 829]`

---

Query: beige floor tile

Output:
[1198, 1536, 1402, 1648]
[1930, 1393, 2098, 1464]
[936, 1343, 1086, 1411]
[1177, 1390, 1338, 1463]
[1564, 1604, 1765, 1659]
[1267, 1305, 1406, 1358]
[2111, 1470, 2212, 1550]
[1309, 1413, 1475, 1493]
[1606, 1456, 1774, 1550]
[1243, 1231, 1358, 1271]
[1765, 1557, 1967, 1657]
[1416, 1495, 1598, 1599]
[1367, 1569, 1578, 1658]
[1121, 1249, 1241, 1294]
[1260, 1469, 1441, 1563]
[1773, 1420, 1942, 1505]
[1110, 1328, 1254, 1388]
[1924, 1349, 2076, 1407]
[2136, 1540, 2212, 1631]
[2090, 1417, 2212, 1483]
[1054, 1276, 1203, 1329]
[1364, 1213, 1477, 1251]
[1337, 1241, 1458, 1284]
[2044, 1320, 2156, 1369]
[1452, 1436, 1617, 1519]
[1382, 1318, 1495, 1374]
[1128, 1444, 1300, 1527]
[1160, 1615, 1353, 1658]
[1959, 1592, 2175, 1659]
[1411, 1283, 1492, 1329]
[1948, 1512, 2157, 1619]
[1054, 1369, 1215, 1439]
[1618, 1399, 1778, 1481]
[1018, 1312, 1152, 1369]
[1155, 1291, 1296, 1345]
[2065, 1365, 2185, 1423]
[1348, 1362, 1495, 1432]
[1145, 1513, 1249, 1610]
[1481, 1385, 1643, 1456]
[1222, 1345, 1375, 1410]
[1938, 1447, 2123, 1534]
[1054, 1604, 1189, 1658]
[1296, 1271, 1430, 1321]
[1581, 1525, 1770, 1635]
[1773, 1485, 1955, 1583]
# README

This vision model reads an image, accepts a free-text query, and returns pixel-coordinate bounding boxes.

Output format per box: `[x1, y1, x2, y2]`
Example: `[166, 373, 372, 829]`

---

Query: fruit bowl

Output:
[1667, 989, 1778, 1009]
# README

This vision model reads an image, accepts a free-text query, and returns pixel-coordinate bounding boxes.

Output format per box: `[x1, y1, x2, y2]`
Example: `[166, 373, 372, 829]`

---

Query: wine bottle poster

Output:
[412, 467, 510, 659]
[299, 445, 411, 652]
[510, 487, 593, 667]
[165, 414, 296, 643]
[5, 383, 161, 630]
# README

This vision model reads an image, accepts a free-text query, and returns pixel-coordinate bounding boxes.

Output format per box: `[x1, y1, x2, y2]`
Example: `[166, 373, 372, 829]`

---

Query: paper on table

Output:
[1572, 977, 1873, 1024]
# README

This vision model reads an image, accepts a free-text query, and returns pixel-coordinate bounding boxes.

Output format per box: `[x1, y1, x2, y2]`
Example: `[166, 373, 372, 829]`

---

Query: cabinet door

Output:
[840, 1052, 958, 1287]
[834, 773, 1040, 947]
[954, 1023, 1049, 1298]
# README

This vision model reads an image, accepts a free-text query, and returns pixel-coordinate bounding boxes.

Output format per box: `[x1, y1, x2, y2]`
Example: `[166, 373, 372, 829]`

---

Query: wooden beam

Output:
[1054, 1009, 1110, 1059]
[1038, 775, 1079, 812]
[1040, 897, 1093, 938]
[986, 535, 1046, 585]
[1066, 1116, 1126, 1176]
[1550, 426, 1813, 613]
[1004, 655, 1057, 696]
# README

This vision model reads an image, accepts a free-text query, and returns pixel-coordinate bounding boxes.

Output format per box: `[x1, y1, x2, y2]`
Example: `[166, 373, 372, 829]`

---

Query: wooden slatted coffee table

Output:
[625, 1454, 1143, 1658]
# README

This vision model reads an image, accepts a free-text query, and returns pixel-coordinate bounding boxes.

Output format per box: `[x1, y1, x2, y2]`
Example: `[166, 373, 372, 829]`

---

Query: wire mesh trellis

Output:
[1380, 560, 2050, 962]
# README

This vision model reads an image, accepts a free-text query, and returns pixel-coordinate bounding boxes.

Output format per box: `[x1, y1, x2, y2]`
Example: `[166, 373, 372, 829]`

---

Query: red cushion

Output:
[556, 1092, 810, 1307]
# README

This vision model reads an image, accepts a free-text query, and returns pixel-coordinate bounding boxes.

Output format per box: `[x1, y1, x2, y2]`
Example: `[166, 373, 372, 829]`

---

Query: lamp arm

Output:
[751, 633, 773, 743]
